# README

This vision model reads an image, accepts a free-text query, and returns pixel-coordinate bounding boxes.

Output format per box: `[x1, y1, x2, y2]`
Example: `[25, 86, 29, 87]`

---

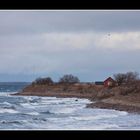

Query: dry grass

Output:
[16, 82, 140, 114]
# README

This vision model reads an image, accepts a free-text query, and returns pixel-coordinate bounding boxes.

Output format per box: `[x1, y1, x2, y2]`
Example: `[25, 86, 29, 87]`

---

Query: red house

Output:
[103, 77, 116, 87]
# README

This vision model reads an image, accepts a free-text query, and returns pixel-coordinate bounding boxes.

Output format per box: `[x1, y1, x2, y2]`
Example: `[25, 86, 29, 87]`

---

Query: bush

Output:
[113, 73, 127, 86]
[32, 77, 53, 85]
[125, 72, 139, 84]
[59, 74, 80, 84]
[113, 71, 139, 86]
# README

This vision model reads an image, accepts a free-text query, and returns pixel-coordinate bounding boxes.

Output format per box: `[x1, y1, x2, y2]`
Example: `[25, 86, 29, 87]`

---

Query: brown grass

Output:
[14, 82, 140, 114]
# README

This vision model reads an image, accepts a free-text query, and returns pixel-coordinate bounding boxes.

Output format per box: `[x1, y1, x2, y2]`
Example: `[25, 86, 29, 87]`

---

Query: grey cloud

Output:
[0, 11, 140, 35]
[0, 11, 140, 82]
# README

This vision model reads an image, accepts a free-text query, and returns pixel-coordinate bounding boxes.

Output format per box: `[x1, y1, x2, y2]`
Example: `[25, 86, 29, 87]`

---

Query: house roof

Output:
[95, 81, 104, 85]
[104, 77, 115, 83]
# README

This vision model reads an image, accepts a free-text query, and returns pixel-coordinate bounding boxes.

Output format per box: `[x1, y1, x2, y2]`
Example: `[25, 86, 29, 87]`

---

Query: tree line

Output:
[113, 71, 139, 86]
[31, 71, 140, 86]
[32, 74, 80, 85]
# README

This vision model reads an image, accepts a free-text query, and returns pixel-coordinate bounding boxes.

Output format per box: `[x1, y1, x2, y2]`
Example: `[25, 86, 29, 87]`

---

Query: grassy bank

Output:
[13, 82, 140, 114]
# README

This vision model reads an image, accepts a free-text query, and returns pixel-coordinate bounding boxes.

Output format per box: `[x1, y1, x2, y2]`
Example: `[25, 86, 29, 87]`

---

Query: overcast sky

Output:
[0, 10, 140, 82]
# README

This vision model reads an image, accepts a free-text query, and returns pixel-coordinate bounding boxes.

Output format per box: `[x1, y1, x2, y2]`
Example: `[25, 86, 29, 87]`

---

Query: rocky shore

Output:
[87, 101, 140, 114]
[13, 83, 140, 114]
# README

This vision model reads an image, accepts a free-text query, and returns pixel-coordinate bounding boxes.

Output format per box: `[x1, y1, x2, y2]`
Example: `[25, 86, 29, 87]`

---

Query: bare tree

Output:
[113, 73, 127, 86]
[59, 74, 80, 84]
[125, 72, 139, 84]
[113, 72, 139, 86]
[33, 77, 53, 85]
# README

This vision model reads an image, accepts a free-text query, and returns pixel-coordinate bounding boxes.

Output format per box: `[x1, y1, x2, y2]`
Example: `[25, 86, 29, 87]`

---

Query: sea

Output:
[0, 82, 140, 130]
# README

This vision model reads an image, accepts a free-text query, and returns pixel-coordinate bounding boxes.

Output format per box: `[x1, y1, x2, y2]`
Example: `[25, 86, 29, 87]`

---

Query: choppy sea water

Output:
[0, 83, 140, 130]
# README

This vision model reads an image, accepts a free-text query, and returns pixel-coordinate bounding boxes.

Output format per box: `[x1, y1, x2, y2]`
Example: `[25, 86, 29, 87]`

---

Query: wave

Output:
[25, 112, 40, 116]
[0, 101, 12, 106]
[0, 108, 18, 114]
[0, 101, 17, 111]
[75, 124, 120, 130]
[49, 107, 79, 114]
[70, 114, 120, 121]
[0, 92, 16, 96]
[32, 117, 47, 122]
[0, 120, 22, 124]
[40, 110, 55, 115]
[0, 95, 135, 130]
[20, 103, 37, 109]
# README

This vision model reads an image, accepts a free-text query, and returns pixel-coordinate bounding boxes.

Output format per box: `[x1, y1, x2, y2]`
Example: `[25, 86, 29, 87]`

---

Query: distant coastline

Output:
[0, 82, 31, 85]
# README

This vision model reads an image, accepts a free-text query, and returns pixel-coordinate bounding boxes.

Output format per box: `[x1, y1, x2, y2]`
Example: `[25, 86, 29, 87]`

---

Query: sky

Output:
[0, 10, 140, 82]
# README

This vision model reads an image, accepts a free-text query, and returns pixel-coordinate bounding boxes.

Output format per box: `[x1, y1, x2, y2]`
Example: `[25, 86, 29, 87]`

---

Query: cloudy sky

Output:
[0, 10, 140, 82]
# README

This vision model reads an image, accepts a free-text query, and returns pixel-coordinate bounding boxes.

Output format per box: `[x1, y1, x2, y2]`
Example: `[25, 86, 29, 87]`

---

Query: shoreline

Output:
[12, 92, 140, 114]
[87, 101, 140, 114]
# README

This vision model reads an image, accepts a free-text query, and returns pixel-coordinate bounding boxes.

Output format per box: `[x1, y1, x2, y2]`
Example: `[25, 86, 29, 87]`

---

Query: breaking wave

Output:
[0, 108, 18, 114]
[0, 91, 139, 130]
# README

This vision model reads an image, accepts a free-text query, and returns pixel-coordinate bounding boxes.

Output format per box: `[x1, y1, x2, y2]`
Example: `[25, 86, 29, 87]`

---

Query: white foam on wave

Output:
[0, 108, 18, 114]
[40, 97, 91, 105]
[84, 108, 128, 116]
[50, 107, 78, 114]
[3, 101, 11, 105]
[70, 114, 119, 121]
[0, 95, 135, 130]
[20, 103, 36, 109]
[44, 117, 121, 130]
[0, 101, 12, 106]
[22, 96, 42, 101]
[48, 102, 86, 114]
[20, 97, 89, 110]
[75, 124, 120, 130]
[0, 92, 16, 96]
[25, 112, 40, 116]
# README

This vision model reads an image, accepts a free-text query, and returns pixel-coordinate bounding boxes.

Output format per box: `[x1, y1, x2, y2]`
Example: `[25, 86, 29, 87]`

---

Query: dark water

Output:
[0, 82, 30, 92]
